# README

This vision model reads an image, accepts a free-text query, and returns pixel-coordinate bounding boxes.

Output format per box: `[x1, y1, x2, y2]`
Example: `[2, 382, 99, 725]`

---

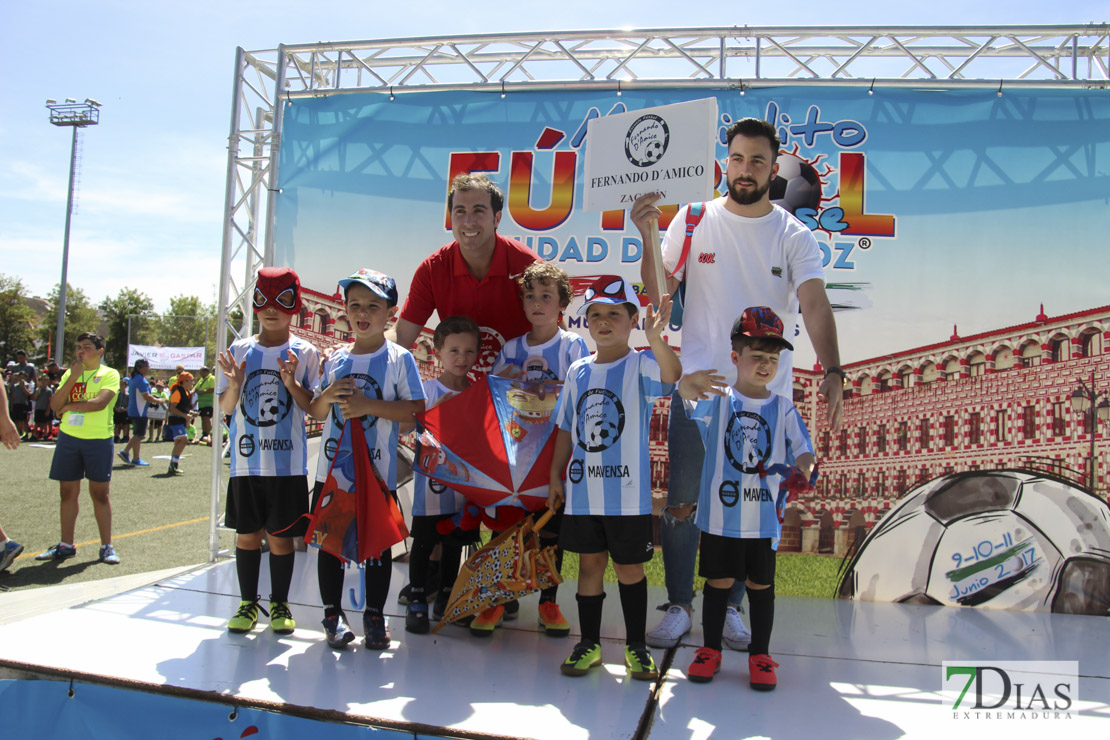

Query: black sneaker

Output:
[432, 590, 450, 621]
[363, 611, 391, 650]
[405, 602, 429, 634]
[503, 598, 520, 621]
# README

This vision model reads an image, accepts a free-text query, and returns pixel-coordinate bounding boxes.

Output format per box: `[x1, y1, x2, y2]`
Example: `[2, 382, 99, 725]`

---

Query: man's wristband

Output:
[824, 366, 846, 382]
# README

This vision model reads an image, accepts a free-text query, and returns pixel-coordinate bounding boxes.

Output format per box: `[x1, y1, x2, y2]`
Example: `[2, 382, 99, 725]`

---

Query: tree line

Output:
[0, 273, 243, 370]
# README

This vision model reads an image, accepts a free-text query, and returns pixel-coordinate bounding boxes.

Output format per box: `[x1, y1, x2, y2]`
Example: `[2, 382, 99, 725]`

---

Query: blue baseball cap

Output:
[338, 269, 398, 306]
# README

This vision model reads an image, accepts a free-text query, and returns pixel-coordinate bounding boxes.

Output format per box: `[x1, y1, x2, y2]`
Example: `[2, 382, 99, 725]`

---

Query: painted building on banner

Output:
[780, 304, 1110, 556]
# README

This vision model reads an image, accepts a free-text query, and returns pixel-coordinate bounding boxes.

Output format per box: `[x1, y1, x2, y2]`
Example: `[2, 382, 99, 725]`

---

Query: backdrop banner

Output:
[127, 344, 205, 370]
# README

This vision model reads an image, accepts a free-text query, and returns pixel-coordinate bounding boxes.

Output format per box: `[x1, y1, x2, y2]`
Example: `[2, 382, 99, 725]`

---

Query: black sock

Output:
[618, 578, 648, 646]
[701, 584, 730, 652]
[747, 585, 775, 655]
[539, 547, 564, 603]
[364, 549, 393, 614]
[439, 542, 463, 595]
[235, 547, 261, 601]
[577, 592, 605, 645]
[408, 533, 434, 592]
[318, 551, 345, 617]
[269, 551, 295, 603]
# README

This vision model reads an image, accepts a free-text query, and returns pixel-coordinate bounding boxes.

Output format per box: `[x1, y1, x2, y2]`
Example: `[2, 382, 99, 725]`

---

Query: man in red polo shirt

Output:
[390, 173, 537, 373]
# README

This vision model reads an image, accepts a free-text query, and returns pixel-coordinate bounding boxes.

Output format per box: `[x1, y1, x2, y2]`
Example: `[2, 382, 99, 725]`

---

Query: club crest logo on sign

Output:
[624, 114, 669, 168]
[576, 388, 626, 453]
[241, 369, 292, 427]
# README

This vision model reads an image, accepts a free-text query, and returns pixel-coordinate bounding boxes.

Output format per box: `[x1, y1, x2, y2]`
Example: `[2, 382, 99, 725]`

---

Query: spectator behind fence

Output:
[33, 374, 54, 441]
[193, 366, 215, 445]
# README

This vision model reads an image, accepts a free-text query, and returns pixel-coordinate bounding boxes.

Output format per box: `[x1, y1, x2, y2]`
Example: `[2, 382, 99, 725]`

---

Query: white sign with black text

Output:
[582, 98, 718, 213]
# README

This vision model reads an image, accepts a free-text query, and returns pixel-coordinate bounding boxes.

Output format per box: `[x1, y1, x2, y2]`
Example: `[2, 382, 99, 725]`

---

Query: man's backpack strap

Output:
[666, 202, 706, 281]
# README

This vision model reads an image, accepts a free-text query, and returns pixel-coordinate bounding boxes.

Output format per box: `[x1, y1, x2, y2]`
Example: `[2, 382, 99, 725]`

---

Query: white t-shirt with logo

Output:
[662, 199, 825, 393]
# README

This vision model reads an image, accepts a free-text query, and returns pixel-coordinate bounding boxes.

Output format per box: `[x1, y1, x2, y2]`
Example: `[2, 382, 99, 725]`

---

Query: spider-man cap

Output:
[731, 306, 794, 351]
[577, 275, 640, 316]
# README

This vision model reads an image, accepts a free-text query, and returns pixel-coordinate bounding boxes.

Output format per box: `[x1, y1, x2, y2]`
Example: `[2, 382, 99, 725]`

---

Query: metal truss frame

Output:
[209, 25, 1109, 558]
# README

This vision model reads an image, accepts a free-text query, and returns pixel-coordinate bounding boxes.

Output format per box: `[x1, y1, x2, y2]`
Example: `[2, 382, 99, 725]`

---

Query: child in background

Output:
[309, 269, 424, 650]
[403, 315, 481, 634]
[33, 374, 54, 441]
[218, 266, 321, 636]
[166, 372, 196, 475]
[549, 276, 680, 681]
[480, 261, 588, 638]
[679, 307, 815, 691]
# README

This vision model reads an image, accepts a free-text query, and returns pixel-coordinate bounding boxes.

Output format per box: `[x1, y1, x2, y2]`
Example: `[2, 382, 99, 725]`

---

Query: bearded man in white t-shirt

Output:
[631, 116, 844, 650]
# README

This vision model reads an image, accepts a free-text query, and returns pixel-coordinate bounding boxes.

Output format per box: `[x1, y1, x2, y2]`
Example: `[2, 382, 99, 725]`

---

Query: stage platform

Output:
[1, 551, 1108, 739]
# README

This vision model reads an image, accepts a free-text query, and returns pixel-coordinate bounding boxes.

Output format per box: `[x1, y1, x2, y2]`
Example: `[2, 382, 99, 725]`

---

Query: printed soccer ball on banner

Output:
[769, 153, 822, 215]
[837, 470, 1110, 614]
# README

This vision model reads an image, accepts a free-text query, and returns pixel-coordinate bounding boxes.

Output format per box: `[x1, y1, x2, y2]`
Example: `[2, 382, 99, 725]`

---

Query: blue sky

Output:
[0, 2, 1103, 317]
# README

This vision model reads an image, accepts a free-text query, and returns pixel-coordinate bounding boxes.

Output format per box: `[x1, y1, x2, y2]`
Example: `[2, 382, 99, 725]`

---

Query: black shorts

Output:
[560, 514, 654, 565]
[113, 409, 129, 425]
[34, 409, 52, 424]
[198, 406, 214, 419]
[129, 416, 149, 437]
[10, 403, 29, 419]
[698, 533, 776, 586]
[226, 475, 311, 538]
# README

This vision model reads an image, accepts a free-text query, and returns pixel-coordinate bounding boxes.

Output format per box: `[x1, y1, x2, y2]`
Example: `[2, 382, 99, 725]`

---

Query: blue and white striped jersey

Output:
[411, 378, 466, 517]
[219, 334, 321, 478]
[312, 342, 424, 490]
[492, 329, 589, 382]
[685, 389, 814, 545]
[556, 350, 673, 516]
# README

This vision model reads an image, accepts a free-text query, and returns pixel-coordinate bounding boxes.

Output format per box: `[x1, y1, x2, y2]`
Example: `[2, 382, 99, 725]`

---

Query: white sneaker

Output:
[645, 604, 692, 648]
[722, 605, 752, 651]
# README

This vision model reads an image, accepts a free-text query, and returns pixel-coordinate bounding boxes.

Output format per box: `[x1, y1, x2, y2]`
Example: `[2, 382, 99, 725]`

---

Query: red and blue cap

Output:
[731, 306, 793, 350]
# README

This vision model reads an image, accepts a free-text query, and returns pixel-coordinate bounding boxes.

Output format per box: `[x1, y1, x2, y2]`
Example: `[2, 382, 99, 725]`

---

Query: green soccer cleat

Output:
[228, 599, 263, 633]
[624, 643, 659, 681]
[269, 600, 296, 634]
[560, 641, 602, 676]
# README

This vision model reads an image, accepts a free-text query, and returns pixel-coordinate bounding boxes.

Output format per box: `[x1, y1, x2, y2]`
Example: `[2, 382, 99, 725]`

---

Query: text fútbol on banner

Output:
[582, 98, 718, 213]
[127, 345, 206, 370]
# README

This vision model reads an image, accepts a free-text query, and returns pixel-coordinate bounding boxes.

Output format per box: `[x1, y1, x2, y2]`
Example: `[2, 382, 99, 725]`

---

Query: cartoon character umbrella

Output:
[433, 509, 562, 631]
[414, 375, 562, 518]
[305, 418, 409, 563]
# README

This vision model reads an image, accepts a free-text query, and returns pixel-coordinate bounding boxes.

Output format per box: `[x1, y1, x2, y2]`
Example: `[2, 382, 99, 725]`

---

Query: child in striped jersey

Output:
[548, 275, 680, 681]
[479, 262, 588, 638]
[402, 315, 481, 635]
[679, 307, 815, 691]
[217, 266, 322, 637]
[308, 269, 425, 651]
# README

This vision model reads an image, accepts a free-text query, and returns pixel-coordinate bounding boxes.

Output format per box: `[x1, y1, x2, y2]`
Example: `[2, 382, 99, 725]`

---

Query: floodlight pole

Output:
[46, 99, 100, 365]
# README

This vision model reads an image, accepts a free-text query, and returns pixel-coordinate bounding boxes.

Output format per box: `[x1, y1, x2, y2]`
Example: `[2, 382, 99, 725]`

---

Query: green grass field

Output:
[0, 439, 843, 598]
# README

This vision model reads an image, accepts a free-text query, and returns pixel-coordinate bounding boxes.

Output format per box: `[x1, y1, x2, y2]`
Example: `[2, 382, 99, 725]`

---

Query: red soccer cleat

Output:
[688, 647, 722, 683]
[749, 653, 779, 691]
